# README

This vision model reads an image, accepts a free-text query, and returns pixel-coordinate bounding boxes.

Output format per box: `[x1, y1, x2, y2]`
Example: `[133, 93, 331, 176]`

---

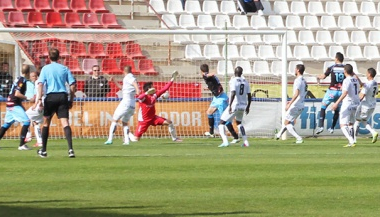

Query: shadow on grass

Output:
[0, 204, 260, 217]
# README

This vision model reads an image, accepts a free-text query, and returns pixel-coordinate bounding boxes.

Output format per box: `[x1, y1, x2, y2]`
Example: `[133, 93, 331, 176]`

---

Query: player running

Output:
[276, 64, 307, 143]
[332, 64, 360, 147]
[353, 68, 378, 144]
[104, 66, 140, 145]
[132, 71, 182, 142]
[218, 66, 252, 148]
[0, 65, 31, 150]
[200, 64, 240, 143]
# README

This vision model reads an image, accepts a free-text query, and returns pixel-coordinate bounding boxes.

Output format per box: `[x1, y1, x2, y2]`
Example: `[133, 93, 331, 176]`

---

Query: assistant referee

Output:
[35, 48, 77, 158]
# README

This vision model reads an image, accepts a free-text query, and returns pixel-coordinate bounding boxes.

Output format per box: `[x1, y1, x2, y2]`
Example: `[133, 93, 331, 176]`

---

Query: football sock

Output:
[19, 125, 29, 147]
[26, 130, 31, 140]
[107, 122, 117, 141]
[238, 124, 248, 144]
[168, 123, 177, 140]
[226, 122, 238, 139]
[123, 125, 130, 143]
[41, 126, 49, 151]
[342, 126, 354, 144]
[0, 127, 8, 140]
[286, 124, 302, 140]
[331, 111, 339, 129]
[349, 126, 354, 139]
[34, 124, 42, 144]
[64, 126, 73, 150]
[318, 108, 326, 128]
[353, 121, 360, 141]
[218, 124, 228, 144]
[208, 115, 214, 135]
[366, 124, 376, 134]
[277, 126, 287, 138]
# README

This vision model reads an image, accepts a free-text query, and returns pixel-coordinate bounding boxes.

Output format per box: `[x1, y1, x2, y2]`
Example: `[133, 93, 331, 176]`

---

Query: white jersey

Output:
[342, 76, 360, 107]
[121, 73, 137, 104]
[360, 79, 378, 109]
[229, 76, 250, 110]
[291, 76, 307, 108]
[35, 80, 47, 102]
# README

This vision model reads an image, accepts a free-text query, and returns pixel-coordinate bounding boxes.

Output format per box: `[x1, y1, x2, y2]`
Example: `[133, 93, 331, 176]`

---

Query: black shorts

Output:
[44, 93, 69, 119]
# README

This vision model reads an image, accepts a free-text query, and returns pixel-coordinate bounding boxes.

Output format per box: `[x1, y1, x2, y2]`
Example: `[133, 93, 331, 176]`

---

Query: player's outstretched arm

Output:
[157, 71, 177, 97]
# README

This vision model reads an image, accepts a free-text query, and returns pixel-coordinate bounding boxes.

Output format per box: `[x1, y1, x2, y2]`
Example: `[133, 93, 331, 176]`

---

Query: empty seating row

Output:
[274, 1, 380, 17]
[161, 14, 380, 31]
[0, 11, 121, 28]
[184, 44, 380, 62]
[0, 0, 108, 13]
[149, 0, 241, 15]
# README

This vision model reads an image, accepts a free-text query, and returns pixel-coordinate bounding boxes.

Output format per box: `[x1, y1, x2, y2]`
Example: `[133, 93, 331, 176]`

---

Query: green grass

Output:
[1, 137, 380, 217]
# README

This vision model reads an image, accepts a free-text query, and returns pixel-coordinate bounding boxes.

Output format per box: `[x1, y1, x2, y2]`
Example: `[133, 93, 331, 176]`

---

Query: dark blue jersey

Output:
[324, 63, 345, 89]
[6, 76, 27, 107]
[202, 73, 223, 97]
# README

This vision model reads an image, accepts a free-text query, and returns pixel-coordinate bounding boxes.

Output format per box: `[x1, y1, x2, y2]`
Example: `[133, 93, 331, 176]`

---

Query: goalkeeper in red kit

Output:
[133, 71, 182, 142]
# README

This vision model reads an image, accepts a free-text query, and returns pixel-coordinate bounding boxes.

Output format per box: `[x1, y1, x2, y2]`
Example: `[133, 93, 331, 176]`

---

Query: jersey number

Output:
[373, 87, 377, 97]
[239, 84, 244, 95]
[354, 83, 358, 95]
[336, 73, 344, 83]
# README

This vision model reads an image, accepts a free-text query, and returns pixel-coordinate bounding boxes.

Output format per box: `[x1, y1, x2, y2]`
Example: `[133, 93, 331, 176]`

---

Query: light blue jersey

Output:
[25, 80, 35, 99]
[38, 62, 76, 94]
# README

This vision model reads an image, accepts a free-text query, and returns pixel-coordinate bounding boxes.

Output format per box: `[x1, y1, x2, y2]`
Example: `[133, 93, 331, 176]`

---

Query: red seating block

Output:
[138, 59, 158, 76]
[51, 42, 70, 57]
[71, 0, 91, 13]
[65, 12, 86, 28]
[89, 42, 107, 58]
[126, 43, 146, 59]
[106, 43, 124, 58]
[0, 0, 17, 12]
[64, 57, 83, 75]
[52, 0, 72, 13]
[34, 0, 54, 12]
[70, 42, 89, 58]
[101, 13, 122, 28]
[33, 41, 49, 58]
[46, 12, 66, 27]
[27, 12, 47, 28]
[15, 0, 35, 12]
[76, 80, 85, 91]
[8, 11, 28, 27]
[0, 12, 7, 25]
[102, 59, 123, 75]
[119, 58, 139, 75]
[89, 0, 109, 13]
[83, 13, 104, 28]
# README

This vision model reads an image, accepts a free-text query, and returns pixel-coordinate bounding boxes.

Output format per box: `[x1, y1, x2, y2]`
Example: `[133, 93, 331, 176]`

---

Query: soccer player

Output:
[316, 52, 345, 134]
[25, 71, 44, 147]
[133, 71, 182, 142]
[276, 64, 307, 143]
[353, 68, 378, 144]
[200, 64, 240, 143]
[0, 64, 31, 150]
[218, 66, 252, 148]
[104, 66, 140, 145]
[35, 48, 77, 158]
[331, 64, 360, 147]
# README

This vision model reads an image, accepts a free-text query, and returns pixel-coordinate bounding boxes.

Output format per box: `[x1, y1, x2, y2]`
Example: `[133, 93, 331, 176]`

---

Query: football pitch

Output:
[1, 137, 380, 217]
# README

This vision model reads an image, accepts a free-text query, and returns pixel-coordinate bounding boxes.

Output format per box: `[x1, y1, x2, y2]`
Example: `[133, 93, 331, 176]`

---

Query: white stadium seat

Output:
[298, 30, 317, 45]
[250, 15, 269, 30]
[210, 34, 226, 44]
[167, 0, 185, 14]
[307, 2, 326, 16]
[360, 2, 377, 16]
[258, 45, 277, 60]
[351, 31, 370, 46]
[173, 34, 192, 44]
[192, 34, 210, 44]
[364, 46, 380, 61]
[179, 14, 197, 29]
[253, 61, 271, 76]
[260, 0, 274, 16]
[202, 1, 221, 15]
[373, 16, 380, 30]
[293, 45, 314, 61]
[321, 16, 340, 30]
[204, 44, 223, 60]
[275, 45, 296, 61]
[325, 2, 344, 16]
[161, 14, 180, 29]
[355, 16, 375, 31]
[217, 60, 234, 75]
[337, 16, 357, 30]
[286, 30, 299, 45]
[368, 31, 380, 45]
[197, 14, 216, 29]
[222, 44, 240, 60]
[232, 15, 251, 30]
[185, 44, 206, 60]
[290, 2, 308, 16]
[333, 31, 351, 46]
[245, 35, 264, 45]
[285, 15, 304, 30]
[228, 35, 246, 45]
[240, 45, 259, 60]
[263, 35, 281, 45]
[268, 15, 286, 30]
[270, 61, 282, 76]
[303, 15, 322, 31]
[220, 1, 239, 15]
[316, 31, 334, 46]
[311, 46, 331, 61]
[273, 1, 291, 15]
[235, 60, 253, 75]
[185, 0, 203, 15]
[328, 46, 345, 59]
[215, 15, 234, 30]
[346, 46, 366, 61]
[342, 2, 361, 16]
[149, 0, 167, 14]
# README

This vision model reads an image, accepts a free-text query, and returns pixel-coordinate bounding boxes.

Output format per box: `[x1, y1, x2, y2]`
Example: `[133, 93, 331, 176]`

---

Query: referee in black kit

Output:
[34, 48, 77, 158]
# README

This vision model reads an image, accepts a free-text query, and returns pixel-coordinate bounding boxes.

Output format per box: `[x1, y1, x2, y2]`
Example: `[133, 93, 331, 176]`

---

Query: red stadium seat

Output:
[119, 58, 140, 75]
[46, 12, 66, 27]
[52, 0, 72, 13]
[88, 43, 107, 58]
[65, 12, 86, 28]
[76, 80, 85, 91]
[15, 0, 34, 12]
[0, 0, 16, 12]
[89, 0, 109, 13]
[106, 82, 120, 98]
[125, 43, 146, 59]
[34, 0, 54, 12]
[51, 42, 70, 57]
[70, 0, 91, 13]
[106, 43, 124, 58]
[27, 12, 47, 28]
[82, 13, 104, 28]
[64, 57, 83, 75]
[8, 11, 28, 27]
[100, 13, 122, 28]
[138, 59, 158, 76]
[0, 12, 7, 25]
[101, 59, 123, 75]
[33, 41, 49, 58]
[70, 42, 89, 58]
